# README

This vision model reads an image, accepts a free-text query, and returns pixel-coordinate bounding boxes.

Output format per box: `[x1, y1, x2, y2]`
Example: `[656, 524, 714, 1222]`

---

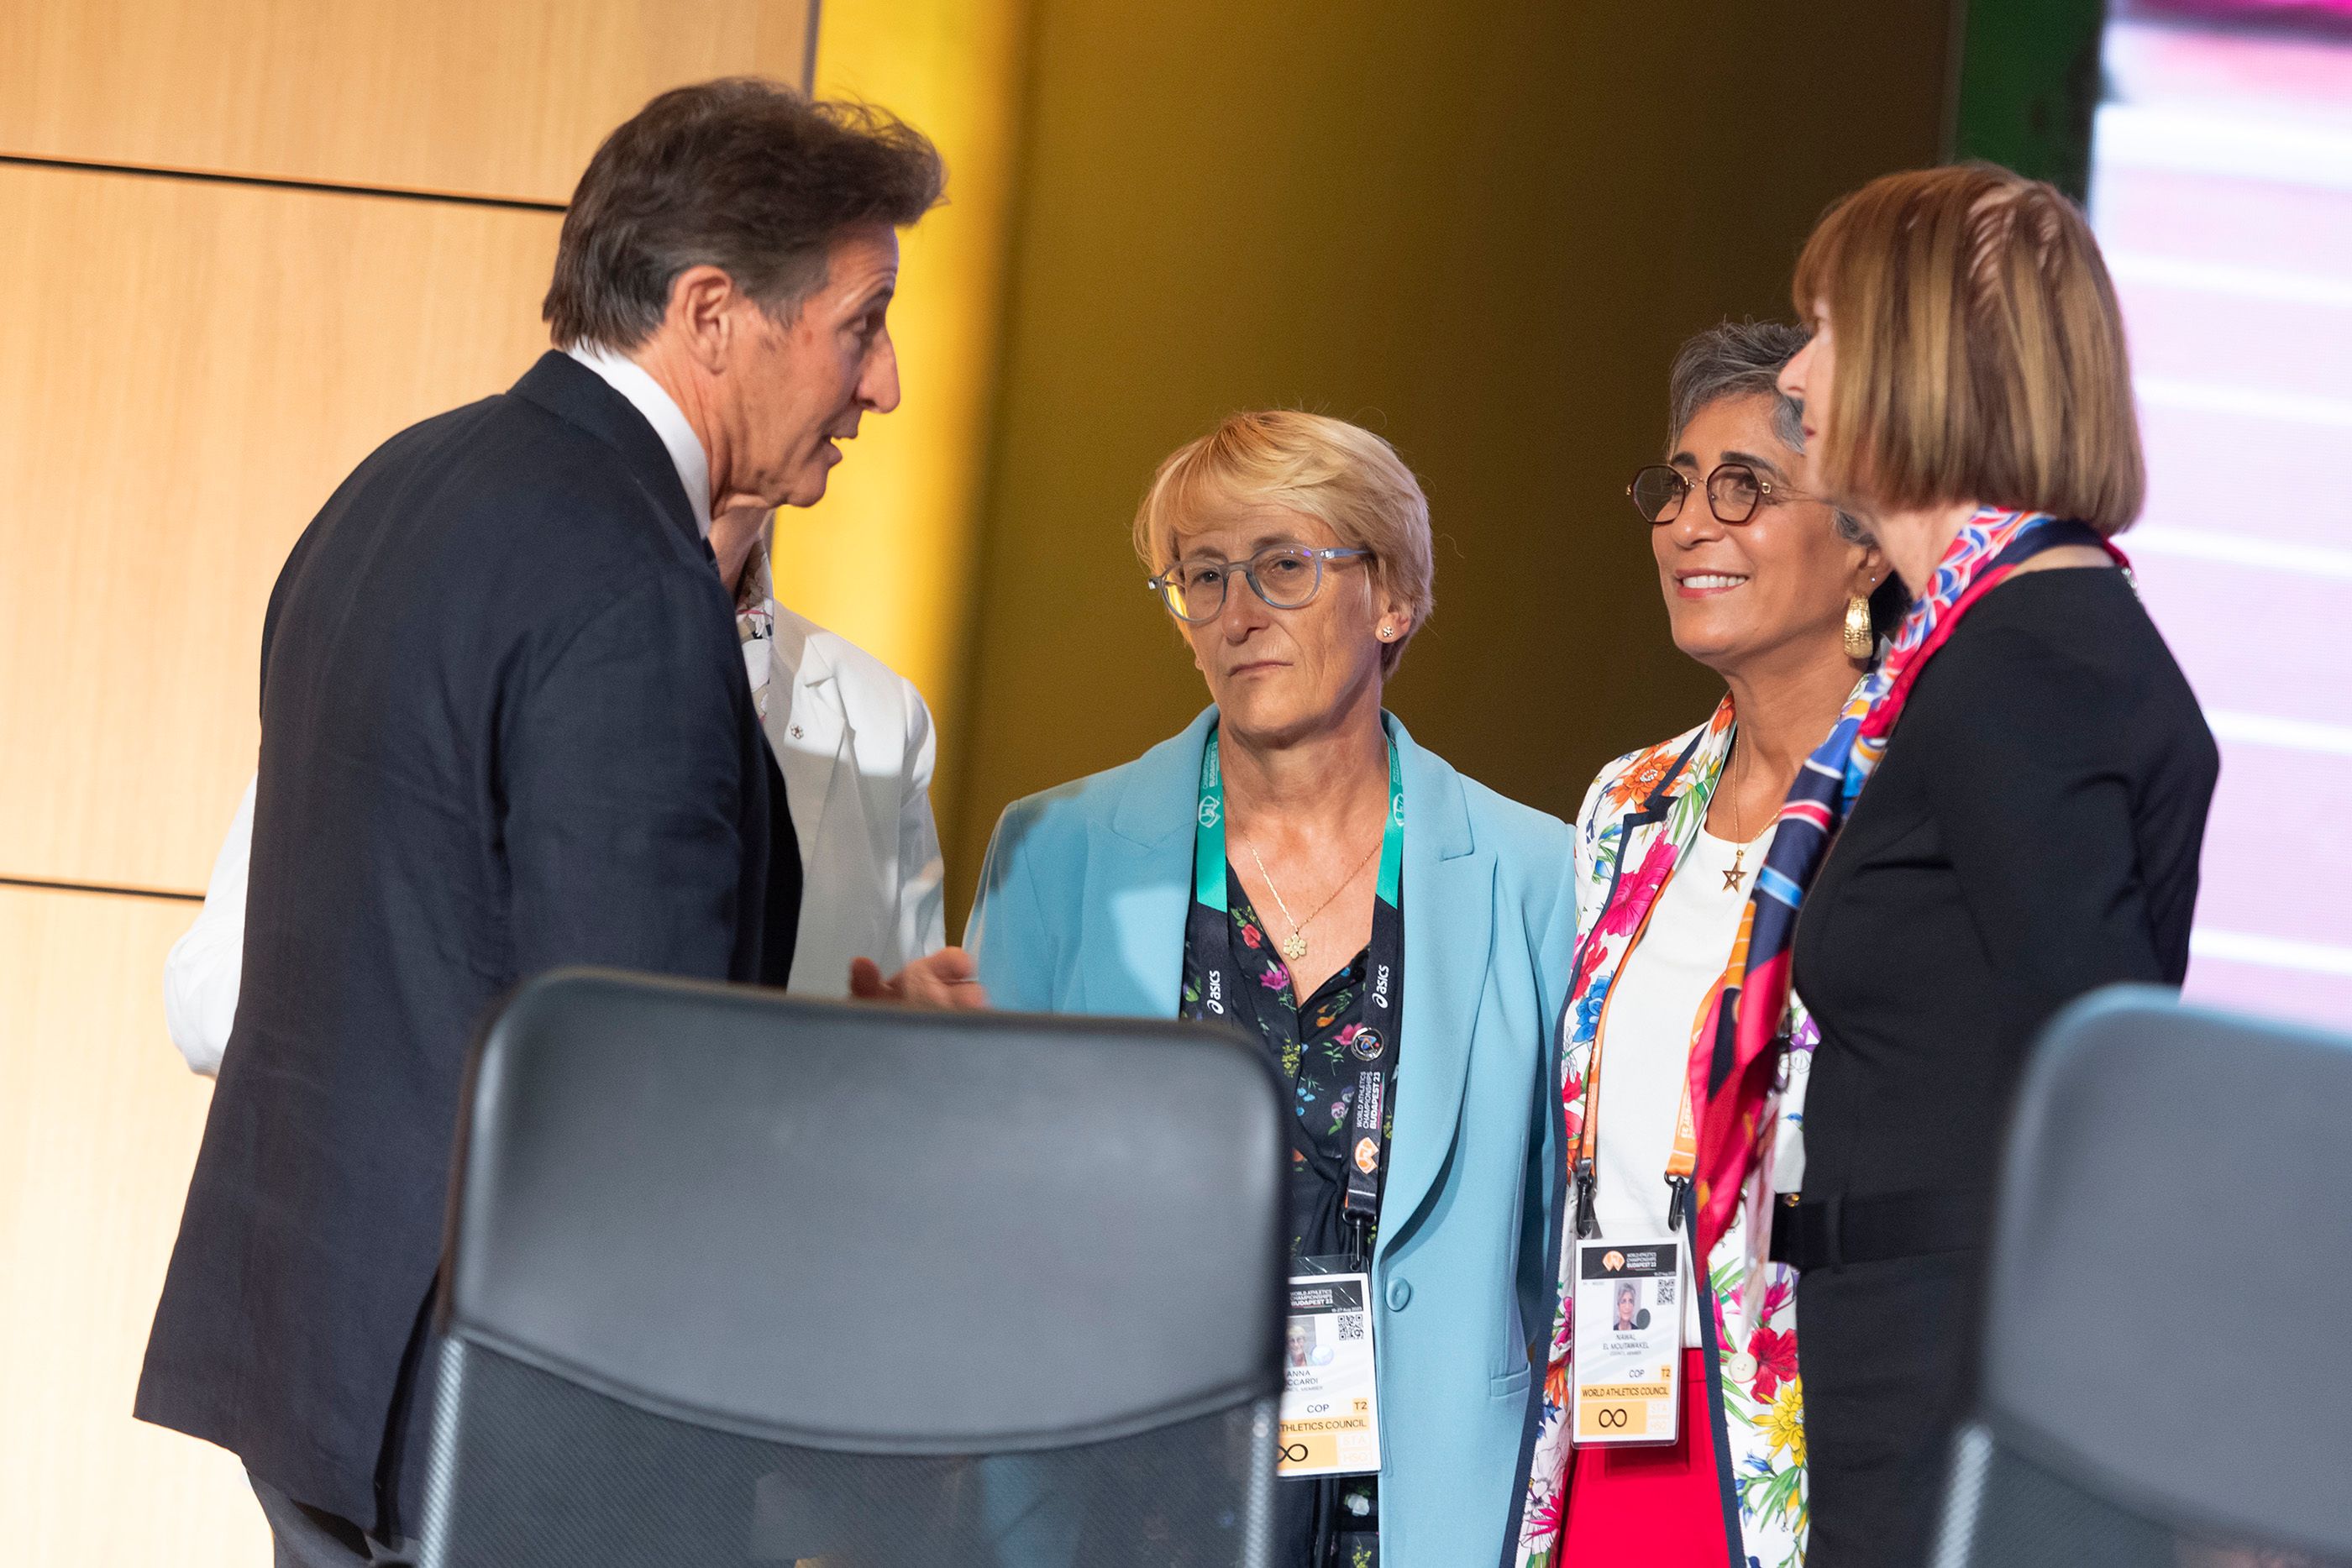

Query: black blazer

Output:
[1795, 567, 2217, 1208]
[136, 353, 786, 1534]
[1789, 565, 2218, 1568]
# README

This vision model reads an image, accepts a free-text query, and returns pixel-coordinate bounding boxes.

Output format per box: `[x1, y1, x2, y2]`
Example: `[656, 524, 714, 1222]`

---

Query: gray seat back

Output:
[1932, 983, 2352, 1568]
[419, 968, 1286, 1568]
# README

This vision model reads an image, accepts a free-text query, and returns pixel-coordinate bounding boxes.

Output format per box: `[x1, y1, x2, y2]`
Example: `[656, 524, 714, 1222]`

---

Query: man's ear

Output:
[664, 265, 738, 375]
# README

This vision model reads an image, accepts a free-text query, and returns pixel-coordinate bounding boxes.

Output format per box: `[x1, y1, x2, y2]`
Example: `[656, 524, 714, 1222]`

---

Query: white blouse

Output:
[1587, 823, 1775, 1345]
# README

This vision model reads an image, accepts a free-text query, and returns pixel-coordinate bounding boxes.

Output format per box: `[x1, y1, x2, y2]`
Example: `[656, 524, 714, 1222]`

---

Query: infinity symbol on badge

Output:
[1595, 1407, 1630, 1429]
[1280, 1443, 1312, 1464]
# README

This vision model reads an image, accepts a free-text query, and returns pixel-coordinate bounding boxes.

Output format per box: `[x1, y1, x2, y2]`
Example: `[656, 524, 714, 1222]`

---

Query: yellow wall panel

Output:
[0, 161, 561, 890]
[0, 886, 268, 1566]
[780, 0, 1030, 826]
[0, 0, 814, 204]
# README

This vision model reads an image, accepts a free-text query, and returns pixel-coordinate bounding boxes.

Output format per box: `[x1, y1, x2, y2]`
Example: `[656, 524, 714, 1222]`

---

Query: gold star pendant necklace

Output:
[1715, 745, 1767, 892]
[1251, 834, 1383, 963]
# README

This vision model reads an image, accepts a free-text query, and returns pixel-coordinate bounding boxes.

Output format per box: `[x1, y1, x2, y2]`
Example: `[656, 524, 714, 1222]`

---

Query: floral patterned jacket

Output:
[1514, 698, 1814, 1568]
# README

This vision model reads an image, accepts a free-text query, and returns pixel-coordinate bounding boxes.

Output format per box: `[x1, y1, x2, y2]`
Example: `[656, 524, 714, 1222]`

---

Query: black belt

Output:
[1769, 1188, 1989, 1271]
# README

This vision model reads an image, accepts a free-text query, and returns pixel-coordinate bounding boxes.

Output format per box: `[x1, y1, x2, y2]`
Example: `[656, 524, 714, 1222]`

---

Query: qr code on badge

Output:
[1336, 1311, 1367, 1341]
[1655, 1277, 1676, 1307]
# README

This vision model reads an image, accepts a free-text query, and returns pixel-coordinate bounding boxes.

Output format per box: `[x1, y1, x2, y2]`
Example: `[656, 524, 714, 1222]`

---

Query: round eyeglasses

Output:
[1627, 462, 1793, 526]
[1146, 544, 1372, 624]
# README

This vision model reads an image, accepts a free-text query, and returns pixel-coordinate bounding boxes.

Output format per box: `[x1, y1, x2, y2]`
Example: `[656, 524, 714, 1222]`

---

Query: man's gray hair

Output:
[1667, 319, 1871, 545]
[545, 79, 944, 352]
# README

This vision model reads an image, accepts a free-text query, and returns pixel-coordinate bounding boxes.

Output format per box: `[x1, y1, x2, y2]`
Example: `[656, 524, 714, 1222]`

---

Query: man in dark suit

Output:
[135, 81, 962, 1565]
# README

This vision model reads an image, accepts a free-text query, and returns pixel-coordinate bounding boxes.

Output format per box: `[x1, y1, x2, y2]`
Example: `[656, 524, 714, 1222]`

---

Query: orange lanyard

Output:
[1575, 888, 1688, 1176]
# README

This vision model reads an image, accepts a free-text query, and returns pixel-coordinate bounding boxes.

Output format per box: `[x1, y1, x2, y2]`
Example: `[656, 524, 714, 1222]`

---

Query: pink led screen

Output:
[2094, 6, 2352, 1025]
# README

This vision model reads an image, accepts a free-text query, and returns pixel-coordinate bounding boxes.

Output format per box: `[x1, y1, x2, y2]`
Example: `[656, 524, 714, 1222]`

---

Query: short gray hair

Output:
[1666, 319, 1872, 546]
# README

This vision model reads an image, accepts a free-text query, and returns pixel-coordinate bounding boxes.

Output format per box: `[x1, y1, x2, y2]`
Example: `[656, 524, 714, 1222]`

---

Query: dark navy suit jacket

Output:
[136, 351, 789, 1534]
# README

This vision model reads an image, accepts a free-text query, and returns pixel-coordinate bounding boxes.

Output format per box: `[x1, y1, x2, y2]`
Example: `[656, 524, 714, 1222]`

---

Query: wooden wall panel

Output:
[0, 887, 270, 1565]
[0, 0, 815, 204]
[0, 160, 561, 891]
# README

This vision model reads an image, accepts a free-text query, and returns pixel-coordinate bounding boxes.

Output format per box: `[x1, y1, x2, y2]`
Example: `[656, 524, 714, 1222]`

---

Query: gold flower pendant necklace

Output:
[1251, 833, 1383, 963]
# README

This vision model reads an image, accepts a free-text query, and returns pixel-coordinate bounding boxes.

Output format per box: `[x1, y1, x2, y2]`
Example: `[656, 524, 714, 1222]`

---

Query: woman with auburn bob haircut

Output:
[969, 411, 1578, 1568]
[1678, 165, 2217, 1566]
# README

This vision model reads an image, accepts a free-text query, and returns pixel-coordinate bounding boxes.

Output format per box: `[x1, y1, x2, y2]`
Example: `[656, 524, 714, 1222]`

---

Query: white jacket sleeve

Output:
[894, 677, 948, 964]
[162, 776, 255, 1076]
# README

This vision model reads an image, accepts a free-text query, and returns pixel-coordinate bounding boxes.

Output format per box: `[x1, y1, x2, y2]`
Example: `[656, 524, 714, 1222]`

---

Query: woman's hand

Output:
[848, 948, 990, 1011]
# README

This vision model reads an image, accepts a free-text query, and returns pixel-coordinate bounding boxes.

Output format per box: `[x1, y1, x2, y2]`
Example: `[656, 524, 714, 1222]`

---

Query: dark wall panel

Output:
[948, 0, 1954, 923]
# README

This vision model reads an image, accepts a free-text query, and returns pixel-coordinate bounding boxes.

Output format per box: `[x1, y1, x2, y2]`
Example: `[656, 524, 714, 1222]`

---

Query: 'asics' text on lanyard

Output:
[1187, 725, 1405, 1263]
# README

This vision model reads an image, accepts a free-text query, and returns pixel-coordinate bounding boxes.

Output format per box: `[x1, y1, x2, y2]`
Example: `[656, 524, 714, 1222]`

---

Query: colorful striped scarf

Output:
[1685, 506, 2122, 1255]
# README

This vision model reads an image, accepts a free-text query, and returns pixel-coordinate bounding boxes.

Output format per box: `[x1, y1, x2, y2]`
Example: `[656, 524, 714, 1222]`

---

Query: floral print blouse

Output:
[1181, 865, 1385, 1568]
[1182, 866, 1386, 1263]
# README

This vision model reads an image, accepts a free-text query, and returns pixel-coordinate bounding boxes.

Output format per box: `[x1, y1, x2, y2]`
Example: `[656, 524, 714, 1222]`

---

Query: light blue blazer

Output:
[968, 707, 1579, 1566]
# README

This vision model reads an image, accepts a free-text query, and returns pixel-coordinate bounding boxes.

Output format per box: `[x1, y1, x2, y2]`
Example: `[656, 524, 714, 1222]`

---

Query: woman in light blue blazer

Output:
[969, 411, 1578, 1568]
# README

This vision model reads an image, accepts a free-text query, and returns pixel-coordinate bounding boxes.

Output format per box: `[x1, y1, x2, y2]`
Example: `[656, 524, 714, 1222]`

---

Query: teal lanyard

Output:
[1189, 722, 1405, 1253]
[1193, 728, 1404, 910]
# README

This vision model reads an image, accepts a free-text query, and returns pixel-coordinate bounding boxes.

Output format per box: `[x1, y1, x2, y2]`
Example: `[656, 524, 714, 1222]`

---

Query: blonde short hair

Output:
[1133, 410, 1436, 674]
[1791, 162, 2144, 536]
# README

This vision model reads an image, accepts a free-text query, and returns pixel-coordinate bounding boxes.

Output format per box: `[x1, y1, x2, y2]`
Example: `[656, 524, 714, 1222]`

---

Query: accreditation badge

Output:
[1570, 1235, 1685, 1446]
[1278, 1272, 1382, 1476]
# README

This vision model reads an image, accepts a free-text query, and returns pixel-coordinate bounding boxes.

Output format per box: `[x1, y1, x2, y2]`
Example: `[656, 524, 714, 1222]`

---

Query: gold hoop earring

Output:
[1844, 595, 1874, 660]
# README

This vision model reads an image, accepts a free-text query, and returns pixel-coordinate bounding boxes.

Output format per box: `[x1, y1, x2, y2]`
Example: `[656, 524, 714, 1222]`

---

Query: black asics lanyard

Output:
[1183, 725, 1405, 1258]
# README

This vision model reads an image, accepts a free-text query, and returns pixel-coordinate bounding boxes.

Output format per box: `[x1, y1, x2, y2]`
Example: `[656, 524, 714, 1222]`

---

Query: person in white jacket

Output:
[164, 501, 950, 1073]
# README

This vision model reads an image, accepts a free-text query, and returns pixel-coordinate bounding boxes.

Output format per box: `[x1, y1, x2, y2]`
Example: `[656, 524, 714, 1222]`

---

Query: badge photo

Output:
[1569, 1235, 1684, 1448]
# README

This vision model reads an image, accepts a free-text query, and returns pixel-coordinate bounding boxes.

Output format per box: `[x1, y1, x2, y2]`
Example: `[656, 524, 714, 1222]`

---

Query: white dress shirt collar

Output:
[565, 342, 713, 539]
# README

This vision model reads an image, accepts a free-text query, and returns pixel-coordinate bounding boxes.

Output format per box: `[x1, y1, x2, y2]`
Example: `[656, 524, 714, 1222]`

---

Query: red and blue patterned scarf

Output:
[1686, 506, 2124, 1254]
